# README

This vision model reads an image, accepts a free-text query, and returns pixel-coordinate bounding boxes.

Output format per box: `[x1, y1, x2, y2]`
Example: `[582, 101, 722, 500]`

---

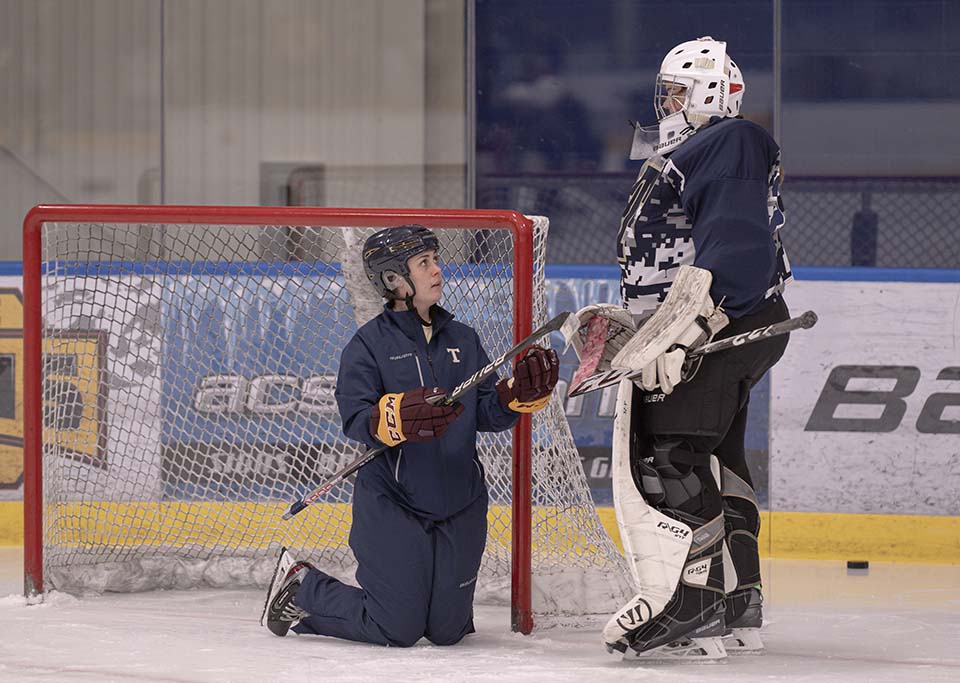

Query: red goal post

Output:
[22, 204, 631, 633]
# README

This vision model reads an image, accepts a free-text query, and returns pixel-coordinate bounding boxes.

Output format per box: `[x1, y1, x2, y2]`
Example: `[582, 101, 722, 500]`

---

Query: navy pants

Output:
[291, 476, 488, 647]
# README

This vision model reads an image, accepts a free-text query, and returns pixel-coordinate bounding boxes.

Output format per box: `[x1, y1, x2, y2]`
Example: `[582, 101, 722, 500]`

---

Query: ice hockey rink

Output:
[1, 547, 957, 682]
[2, 2, 959, 682]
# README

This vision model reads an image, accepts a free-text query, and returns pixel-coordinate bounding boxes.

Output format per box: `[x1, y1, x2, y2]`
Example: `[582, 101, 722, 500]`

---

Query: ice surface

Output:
[1, 547, 958, 682]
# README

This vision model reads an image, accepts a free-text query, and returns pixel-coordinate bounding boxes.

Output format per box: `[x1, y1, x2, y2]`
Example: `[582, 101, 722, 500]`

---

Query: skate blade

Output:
[722, 627, 764, 654]
[259, 546, 295, 627]
[622, 636, 727, 662]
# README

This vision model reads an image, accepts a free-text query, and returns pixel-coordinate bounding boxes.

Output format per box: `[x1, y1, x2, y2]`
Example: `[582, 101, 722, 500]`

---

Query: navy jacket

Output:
[335, 304, 519, 520]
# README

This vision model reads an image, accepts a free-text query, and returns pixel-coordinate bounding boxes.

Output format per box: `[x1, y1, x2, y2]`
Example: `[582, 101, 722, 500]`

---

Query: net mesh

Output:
[35, 213, 633, 620]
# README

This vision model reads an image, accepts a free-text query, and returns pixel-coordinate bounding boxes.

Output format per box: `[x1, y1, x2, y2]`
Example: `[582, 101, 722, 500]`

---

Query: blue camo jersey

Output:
[618, 117, 791, 319]
[335, 304, 518, 521]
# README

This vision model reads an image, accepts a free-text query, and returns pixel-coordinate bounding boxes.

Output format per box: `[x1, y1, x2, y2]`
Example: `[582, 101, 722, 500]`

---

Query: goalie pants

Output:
[631, 296, 790, 594]
[291, 474, 488, 647]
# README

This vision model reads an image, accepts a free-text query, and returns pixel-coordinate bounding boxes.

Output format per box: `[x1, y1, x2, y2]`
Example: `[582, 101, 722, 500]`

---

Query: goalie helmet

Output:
[630, 36, 745, 159]
[362, 224, 440, 298]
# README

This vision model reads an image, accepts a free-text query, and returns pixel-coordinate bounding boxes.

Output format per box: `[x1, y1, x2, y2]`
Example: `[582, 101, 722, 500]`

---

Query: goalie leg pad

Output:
[721, 466, 763, 626]
[715, 465, 764, 653]
[603, 380, 727, 657]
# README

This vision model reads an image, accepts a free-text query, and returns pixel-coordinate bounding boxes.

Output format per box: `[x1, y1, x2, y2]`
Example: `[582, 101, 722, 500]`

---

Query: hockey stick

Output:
[567, 309, 817, 398]
[282, 311, 577, 519]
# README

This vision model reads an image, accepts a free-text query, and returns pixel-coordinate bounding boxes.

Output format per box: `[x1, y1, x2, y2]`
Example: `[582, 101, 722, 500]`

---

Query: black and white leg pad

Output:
[602, 379, 727, 660]
[721, 466, 762, 594]
[720, 467, 764, 653]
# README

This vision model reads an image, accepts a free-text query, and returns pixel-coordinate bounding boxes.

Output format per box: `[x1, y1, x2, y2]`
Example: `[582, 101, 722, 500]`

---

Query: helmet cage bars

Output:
[654, 76, 692, 122]
[362, 225, 440, 299]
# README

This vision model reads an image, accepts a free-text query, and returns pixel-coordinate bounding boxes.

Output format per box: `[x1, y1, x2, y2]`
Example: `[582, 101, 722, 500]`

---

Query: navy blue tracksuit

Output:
[291, 304, 518, 646]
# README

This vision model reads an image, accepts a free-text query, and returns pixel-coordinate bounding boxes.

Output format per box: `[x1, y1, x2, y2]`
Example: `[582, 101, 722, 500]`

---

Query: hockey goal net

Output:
[22, 205, 632, 632]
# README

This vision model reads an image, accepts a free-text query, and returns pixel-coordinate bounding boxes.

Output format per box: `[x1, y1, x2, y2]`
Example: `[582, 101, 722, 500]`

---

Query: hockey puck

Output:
[846, 560, 869, 569]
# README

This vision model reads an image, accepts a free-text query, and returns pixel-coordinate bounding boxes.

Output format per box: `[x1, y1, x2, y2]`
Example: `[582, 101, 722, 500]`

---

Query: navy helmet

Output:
[362, 225, 440, 298]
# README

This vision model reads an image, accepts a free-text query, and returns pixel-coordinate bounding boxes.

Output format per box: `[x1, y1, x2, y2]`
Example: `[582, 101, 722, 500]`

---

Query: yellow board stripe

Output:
[1, 502, 957, 563]
[595, 508, 960, 565]
[763, 511, 960, 564]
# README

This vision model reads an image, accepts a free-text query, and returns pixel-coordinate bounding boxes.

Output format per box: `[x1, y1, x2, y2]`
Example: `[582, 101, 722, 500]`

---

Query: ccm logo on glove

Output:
[371, 386, 464, 446]
[496, 346, 559, 413]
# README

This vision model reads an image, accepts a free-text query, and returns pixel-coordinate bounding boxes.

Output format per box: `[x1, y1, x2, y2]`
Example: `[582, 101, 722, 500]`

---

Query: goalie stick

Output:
[567, 310, 817, 398]
[282, 311, 577, 519]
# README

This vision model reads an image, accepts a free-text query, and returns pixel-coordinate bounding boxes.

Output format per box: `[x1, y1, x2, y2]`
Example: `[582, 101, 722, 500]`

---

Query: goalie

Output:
[261, 225, 558, 646]
[573, 37, 793, 660]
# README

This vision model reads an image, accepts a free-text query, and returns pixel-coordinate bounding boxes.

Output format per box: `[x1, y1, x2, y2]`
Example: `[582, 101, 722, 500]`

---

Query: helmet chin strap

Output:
[408, 304, 432, 327]
[402, 291, 432, 326]
[388, 278, 433, 326]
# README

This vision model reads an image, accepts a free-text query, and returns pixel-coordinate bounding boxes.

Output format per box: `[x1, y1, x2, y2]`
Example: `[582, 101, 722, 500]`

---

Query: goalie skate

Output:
[722, 588, 764, 654]
[722, 628, 763, 654]
[260, 546, 313, 637]
[609, 603, 728, 662]
[620, 636, 727, 662]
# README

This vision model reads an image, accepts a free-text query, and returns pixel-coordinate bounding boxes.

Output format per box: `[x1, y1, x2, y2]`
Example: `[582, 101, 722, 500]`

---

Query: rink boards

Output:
[0, 267, 958, 563]
[4, 500, 957, 565]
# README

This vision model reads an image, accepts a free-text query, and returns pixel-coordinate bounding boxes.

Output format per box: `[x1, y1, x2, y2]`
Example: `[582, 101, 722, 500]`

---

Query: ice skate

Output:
[622, 637, 727, 662]
[260, 547, 314, 637]
[610, 591, 728, 662]
[722, 586, 764, 653]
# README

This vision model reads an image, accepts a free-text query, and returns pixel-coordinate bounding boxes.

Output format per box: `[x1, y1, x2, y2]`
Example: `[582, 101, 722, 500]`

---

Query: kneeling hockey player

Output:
[262, 224, 558, 646]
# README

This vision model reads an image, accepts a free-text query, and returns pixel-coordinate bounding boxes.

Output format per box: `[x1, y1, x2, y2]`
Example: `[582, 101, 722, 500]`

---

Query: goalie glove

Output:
[496, 346, 559, 413]
[562, 304, 638, 390]
[564, 303, 636, 365]
[370, 386, 464, 447]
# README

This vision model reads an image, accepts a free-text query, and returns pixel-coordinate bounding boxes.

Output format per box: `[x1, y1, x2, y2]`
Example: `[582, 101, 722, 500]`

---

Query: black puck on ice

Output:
[846, 560, 869, 569]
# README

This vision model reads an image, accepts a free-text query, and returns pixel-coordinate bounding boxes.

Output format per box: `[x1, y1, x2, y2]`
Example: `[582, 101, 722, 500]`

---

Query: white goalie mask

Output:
[630, 36, 745, 159]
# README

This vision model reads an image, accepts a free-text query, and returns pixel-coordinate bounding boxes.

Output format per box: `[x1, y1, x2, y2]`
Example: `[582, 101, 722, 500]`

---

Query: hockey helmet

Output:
[362, 225, 440, 298]
[630, 36, 745, 159]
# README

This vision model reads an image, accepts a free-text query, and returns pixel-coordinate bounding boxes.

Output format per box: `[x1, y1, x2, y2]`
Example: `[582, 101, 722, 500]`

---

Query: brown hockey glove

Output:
[496, 346, 559, 414]
[370, 386, 464, 446]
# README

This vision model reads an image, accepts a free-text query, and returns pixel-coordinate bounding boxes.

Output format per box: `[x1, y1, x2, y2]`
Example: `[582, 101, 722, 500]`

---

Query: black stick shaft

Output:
[688, 309, 817, 357]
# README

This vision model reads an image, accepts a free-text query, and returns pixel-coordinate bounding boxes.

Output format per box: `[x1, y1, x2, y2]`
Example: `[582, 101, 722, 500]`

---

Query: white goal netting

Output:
[32, 210, 633, 622]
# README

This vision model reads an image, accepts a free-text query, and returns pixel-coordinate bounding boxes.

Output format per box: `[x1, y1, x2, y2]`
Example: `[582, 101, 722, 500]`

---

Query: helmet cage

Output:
[654, 76, 692, 121]
[656, 70, 728, 126]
